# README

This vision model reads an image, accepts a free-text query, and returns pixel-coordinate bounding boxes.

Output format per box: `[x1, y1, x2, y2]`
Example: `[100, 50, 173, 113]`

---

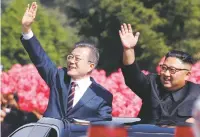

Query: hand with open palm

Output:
[21, 2, 38, 33]
[119, 23, 140, 49]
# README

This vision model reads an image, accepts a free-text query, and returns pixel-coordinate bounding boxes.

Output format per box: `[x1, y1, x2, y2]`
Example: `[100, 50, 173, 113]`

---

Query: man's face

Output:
[67, 47, 94, 80]
[160, 57, 191, 91]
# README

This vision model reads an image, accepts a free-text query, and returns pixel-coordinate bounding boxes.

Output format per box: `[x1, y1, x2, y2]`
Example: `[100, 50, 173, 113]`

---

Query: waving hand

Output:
[119, 23, 140, 49]
[22, 2, 38, 33]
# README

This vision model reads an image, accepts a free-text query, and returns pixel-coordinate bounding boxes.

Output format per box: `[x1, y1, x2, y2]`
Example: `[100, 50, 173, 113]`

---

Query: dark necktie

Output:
[67, 82, 77, 113]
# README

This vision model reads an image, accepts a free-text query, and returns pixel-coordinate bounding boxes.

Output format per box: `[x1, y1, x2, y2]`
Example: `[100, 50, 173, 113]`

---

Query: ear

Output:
[184, 71, 191, 80]
[90, 63, 95, 69]
[88, 63, 95, 73]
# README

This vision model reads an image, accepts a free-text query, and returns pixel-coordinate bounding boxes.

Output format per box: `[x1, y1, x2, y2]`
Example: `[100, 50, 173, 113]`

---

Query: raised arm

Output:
[21, 2, 57, 85]
[119, 23, 150, 99]
[119, 23, 140, 65]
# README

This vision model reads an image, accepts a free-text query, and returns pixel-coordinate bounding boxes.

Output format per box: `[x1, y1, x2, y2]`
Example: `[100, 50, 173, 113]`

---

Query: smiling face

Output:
[160, 57, 191, 91]
[67, 47, 95, 80]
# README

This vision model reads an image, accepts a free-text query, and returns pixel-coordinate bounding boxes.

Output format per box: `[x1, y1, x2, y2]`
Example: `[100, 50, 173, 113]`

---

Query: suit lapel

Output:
[67, 84, 96, 116]
[62, 68, 71, 114]
[63, 83, 71, 112]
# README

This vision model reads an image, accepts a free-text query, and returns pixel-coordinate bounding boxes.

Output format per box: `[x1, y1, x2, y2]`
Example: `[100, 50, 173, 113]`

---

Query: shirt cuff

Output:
[22, 30, 34, 40]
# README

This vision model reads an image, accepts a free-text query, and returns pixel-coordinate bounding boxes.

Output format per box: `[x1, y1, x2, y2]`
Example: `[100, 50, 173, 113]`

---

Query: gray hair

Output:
[74, 42, 100, 68]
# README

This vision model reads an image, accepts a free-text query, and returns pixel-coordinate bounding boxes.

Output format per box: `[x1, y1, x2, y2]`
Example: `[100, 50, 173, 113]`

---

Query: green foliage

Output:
[63, 0, 200, 72]
[1, 0, 13, 13]
[155, 0, 200, 60]
[60, 0, 170, 73]
[1, 0, 79, 70]
[2, 0, 200, 72]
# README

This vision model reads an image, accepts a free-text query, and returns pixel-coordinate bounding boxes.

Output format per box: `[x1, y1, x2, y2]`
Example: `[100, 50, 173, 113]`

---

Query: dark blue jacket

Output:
[21, 36, 113, 122]
[122, 62, 200, 125]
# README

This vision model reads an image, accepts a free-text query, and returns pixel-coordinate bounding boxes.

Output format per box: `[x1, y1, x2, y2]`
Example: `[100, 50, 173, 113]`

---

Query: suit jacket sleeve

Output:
[85, 93, 113, 122]
[121, 62, 151, 100]
[20, 35, 57, 87]
[97, 94, 113, 121]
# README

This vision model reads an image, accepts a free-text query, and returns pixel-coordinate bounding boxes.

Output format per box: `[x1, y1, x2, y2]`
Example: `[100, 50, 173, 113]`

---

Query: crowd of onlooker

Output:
[0, 93, 42, 137]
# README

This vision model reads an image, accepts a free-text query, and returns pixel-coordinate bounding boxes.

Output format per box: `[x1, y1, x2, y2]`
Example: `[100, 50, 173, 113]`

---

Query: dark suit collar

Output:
[171, 83, 189, 102]
[159, 79, 189, 102]
[89, 77, 97, 84]
[63, 67, 71, 84]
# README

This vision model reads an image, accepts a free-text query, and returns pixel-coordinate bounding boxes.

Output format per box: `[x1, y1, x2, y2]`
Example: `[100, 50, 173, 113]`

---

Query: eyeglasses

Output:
[67, 54, 83, 62]
[67, 54, 93, 63]
[160, 64, 189, 74]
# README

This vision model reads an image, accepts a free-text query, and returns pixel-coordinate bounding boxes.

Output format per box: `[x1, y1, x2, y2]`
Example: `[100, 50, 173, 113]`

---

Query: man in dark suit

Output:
[20, 2, 113, 122]
[119, 23, 200, 125]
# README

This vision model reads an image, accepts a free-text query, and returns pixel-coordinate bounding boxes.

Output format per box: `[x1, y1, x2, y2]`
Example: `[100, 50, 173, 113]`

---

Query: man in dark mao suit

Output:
[119, 23, 200, 126]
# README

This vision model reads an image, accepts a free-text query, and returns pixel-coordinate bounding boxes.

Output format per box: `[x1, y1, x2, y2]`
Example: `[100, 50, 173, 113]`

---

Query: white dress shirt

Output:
[71, 77, 92, 107]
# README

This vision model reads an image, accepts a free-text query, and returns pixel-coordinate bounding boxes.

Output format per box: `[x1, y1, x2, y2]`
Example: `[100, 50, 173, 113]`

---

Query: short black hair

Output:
[74, 42, 99, 68]
[165, 50, 195, 65]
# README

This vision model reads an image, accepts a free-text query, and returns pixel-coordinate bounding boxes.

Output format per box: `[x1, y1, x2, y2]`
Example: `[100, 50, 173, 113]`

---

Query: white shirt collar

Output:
[70, 77, 91, 88]
[70, 77, 92, 107]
